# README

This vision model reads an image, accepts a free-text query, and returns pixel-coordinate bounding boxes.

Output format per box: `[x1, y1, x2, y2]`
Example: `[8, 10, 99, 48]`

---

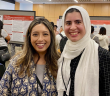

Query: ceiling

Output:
[15, 0, 110, 4]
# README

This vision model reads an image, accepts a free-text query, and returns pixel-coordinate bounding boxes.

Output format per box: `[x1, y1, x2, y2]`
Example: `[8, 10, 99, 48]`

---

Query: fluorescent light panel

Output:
[25, 0, 33, 3]
[74, 0, 78, 3]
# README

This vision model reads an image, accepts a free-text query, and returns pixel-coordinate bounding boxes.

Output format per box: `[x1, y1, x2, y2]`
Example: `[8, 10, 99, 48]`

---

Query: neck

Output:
[34, 52, 46, 65]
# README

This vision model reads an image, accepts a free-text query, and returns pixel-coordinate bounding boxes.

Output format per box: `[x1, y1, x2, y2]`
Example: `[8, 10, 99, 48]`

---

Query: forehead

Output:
[65, 11, 82, 21]
[31, 23, 49, 32]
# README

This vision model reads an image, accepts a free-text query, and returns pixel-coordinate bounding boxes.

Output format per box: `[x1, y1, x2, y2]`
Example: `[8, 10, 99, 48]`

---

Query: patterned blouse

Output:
[0, 56, 57, 96]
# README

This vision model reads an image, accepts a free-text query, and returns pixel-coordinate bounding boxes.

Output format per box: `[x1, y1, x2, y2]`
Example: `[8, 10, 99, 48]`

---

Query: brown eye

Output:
[43, 33, 48, 36]
[66, 22, 71, 25]
[33, 34, 38, 36]
[76, 20, 81, 24]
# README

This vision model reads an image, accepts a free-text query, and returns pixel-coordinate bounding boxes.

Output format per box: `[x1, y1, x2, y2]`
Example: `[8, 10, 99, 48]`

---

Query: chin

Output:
[70, 39, 79, 42]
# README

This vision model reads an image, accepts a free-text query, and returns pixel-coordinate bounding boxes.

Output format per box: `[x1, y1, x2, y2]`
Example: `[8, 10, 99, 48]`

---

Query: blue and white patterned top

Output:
[0, 56, 57, 96]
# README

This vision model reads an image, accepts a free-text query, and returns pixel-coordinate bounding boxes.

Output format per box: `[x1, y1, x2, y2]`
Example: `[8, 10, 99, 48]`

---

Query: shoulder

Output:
[1, 29, 8, 38]
[56, 34, 61, 38]
[98, 46, 110, 67]
[10, 54, 21, 62]
[91, 34, 94, 38]
[105, 35, 109, 38]
[7, 54, 21, 68]
[60, 36, 68, 42]
[94, 36, 99, 40]
[98, 46, 110, 58]
[8, 54, 22, 70]
[56, 34, 62, 41]
[60, 37, 68, 53]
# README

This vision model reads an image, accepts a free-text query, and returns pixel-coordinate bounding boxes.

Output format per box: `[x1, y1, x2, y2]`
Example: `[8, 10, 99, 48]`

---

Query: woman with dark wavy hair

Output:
[0, 18, 59, 96]
[96, 27, 109, 50]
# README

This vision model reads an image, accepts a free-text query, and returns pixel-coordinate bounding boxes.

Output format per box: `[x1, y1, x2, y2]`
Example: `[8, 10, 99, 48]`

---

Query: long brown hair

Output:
[14, 18, 59, 79]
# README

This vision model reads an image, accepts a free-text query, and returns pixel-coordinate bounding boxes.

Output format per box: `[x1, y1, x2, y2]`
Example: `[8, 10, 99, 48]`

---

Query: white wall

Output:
[20, 3, 33, 11]
[0, 0, 15, 10]
[0, 0, 33, 11]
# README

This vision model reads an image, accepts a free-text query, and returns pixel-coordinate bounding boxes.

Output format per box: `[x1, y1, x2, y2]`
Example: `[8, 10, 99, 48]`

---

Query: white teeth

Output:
[37, 44, 44, 46]
[71, 33, 77, 35]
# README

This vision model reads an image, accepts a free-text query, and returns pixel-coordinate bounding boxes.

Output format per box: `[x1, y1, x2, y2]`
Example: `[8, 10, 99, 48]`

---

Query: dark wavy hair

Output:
[91, 26, 94, 33]
[99, 27, 106, 35]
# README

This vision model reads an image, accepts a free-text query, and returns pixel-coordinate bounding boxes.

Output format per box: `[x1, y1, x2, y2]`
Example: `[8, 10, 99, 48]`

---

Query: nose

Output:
[70, 22, 77, 30]
[38, 34, 43, 41]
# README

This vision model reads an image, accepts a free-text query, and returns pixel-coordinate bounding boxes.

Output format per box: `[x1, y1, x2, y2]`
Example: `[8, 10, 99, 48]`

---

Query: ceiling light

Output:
[25, 0, 33, 3]
[49, 0, 51, 1]
[74, 0, 78, 3]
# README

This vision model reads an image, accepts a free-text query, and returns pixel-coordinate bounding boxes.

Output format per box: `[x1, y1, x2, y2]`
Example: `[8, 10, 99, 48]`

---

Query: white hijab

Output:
[57, 6, 99, 96]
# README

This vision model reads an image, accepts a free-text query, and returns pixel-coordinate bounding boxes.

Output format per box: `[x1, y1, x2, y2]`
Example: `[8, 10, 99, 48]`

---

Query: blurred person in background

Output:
[56, 26, 66, 50]
[0, 20, 10, 66]
[91, 25, 99, 44]
[54, 25, 59, 35]
[96, 27, 109, 50]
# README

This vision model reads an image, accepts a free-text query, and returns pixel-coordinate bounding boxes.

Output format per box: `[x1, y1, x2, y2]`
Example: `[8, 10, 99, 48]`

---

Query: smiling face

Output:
[30, 23, 51, 55]
[64, 11, 86, 42]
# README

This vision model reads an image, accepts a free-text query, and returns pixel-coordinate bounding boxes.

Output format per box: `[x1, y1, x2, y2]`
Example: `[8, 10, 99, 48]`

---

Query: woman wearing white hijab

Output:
[57, 6, 110, 96]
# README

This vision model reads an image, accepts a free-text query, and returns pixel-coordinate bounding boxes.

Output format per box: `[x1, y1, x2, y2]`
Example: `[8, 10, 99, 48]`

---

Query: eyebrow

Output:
[65, 19, 82, 22]
[75, 20, 82, 21]
[32, 31, 49, 33]
[65, 21, 71, 23]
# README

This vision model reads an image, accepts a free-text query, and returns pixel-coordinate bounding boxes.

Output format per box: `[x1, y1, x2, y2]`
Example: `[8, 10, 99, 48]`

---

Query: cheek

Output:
[46, 35, 51, 44]
[81, 26, 86, 35]
[30, 35, 36, 44]
[64, 25, 69, 31]
[64, 26, 69, 35]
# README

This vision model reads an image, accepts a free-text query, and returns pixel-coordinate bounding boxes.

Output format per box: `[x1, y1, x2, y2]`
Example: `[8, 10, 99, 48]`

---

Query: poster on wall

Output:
[91, 20, 110, 42]
[3, 15, 34, 42]
[57, 19, 62, 32]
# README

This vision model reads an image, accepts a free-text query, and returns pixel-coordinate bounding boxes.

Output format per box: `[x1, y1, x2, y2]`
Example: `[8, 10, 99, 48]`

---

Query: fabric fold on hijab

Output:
[57, 6, 99, 96]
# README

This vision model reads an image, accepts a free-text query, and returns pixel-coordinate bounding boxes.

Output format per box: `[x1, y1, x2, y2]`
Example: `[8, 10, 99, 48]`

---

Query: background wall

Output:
[15, 3, 110, 25]
[15, 2, 20, 10]
[20, 3, 33, 11]
[0, 0, 15, 10]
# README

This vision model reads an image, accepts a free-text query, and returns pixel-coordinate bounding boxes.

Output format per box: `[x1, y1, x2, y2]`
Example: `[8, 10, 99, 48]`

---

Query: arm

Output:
[94, 36, 100, 45]
[99, 47, 110, 96]
[5, 35, 10, 42]
[4, 30, 10, 42]
[56, 35, 61, 50]
[106, 36, 109, 46]
[1, 29, 10, 42]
